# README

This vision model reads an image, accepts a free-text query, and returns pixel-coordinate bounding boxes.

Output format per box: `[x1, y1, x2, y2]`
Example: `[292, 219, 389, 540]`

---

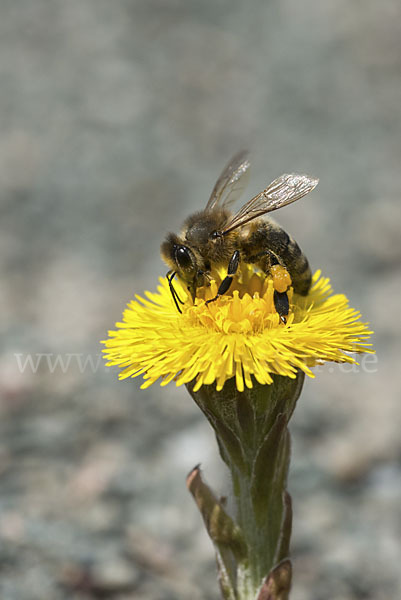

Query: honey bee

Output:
[161, 151, 318, 323]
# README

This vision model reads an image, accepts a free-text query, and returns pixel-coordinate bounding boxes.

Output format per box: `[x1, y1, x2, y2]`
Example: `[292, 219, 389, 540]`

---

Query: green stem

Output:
[186, 373, 304, 599]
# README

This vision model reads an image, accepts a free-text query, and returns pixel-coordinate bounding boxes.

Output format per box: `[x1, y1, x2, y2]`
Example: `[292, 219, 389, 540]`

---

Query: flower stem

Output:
[186, 373, 304, 599]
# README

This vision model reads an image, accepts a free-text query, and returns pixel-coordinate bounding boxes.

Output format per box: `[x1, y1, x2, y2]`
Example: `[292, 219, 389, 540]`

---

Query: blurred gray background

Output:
[2, 1, 401, 599]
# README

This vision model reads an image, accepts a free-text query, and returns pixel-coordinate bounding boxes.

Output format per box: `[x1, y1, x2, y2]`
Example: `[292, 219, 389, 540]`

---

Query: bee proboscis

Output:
[161, 151, 318, 323]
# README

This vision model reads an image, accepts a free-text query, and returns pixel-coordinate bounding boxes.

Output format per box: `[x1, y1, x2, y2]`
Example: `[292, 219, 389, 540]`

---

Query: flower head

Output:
[102, 266, 373, 392]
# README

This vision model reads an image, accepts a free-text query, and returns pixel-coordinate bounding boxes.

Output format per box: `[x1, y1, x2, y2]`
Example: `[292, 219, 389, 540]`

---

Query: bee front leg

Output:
[205, 250, 240, 305]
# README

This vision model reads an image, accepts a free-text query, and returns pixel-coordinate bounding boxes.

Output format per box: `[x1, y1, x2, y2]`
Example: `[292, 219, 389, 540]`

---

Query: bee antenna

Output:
[167, 271, 184, 314]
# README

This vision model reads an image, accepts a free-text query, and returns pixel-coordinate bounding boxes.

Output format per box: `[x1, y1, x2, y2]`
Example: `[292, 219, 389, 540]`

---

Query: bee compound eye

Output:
[175, 246, 194, 271]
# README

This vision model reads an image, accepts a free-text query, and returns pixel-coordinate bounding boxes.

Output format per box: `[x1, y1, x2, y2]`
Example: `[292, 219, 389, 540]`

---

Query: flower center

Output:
[185, 265, 294, 334]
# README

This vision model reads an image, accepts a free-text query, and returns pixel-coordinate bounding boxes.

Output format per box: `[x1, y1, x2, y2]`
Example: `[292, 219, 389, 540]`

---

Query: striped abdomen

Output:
[241, 220, 312, 295]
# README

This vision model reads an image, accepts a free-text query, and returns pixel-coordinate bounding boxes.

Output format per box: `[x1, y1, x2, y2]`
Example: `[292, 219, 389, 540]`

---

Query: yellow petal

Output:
[102, 265, 374, 392]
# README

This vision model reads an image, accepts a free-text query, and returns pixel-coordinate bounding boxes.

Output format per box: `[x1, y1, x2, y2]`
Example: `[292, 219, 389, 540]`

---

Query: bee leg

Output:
[273, 291, 289, 324]
[267, 253, 291, 324]
[206, 250, 240, 305]
[268, 257, 290, 323]
[246, 250, 291, 324]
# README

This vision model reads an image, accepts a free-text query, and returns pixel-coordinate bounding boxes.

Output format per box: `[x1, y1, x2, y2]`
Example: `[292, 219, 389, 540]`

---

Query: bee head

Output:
[161, 233, 198, 281]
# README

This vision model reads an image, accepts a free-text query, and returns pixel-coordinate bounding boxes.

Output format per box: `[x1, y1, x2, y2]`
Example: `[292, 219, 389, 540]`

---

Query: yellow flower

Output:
[102, 266, 373, 392]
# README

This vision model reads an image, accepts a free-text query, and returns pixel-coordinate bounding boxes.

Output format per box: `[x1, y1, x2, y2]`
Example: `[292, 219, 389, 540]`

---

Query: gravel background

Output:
[2, 2, 401, 599]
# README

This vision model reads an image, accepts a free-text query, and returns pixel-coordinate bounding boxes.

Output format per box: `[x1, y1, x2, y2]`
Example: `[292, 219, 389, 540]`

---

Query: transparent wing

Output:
[205, 150, 251, 212]
[221, 173, 319, 234]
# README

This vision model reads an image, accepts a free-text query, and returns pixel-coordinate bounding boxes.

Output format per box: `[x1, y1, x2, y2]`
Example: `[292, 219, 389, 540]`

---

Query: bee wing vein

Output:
[222, 173, 318, 233]
[205, 150, 251, 212]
